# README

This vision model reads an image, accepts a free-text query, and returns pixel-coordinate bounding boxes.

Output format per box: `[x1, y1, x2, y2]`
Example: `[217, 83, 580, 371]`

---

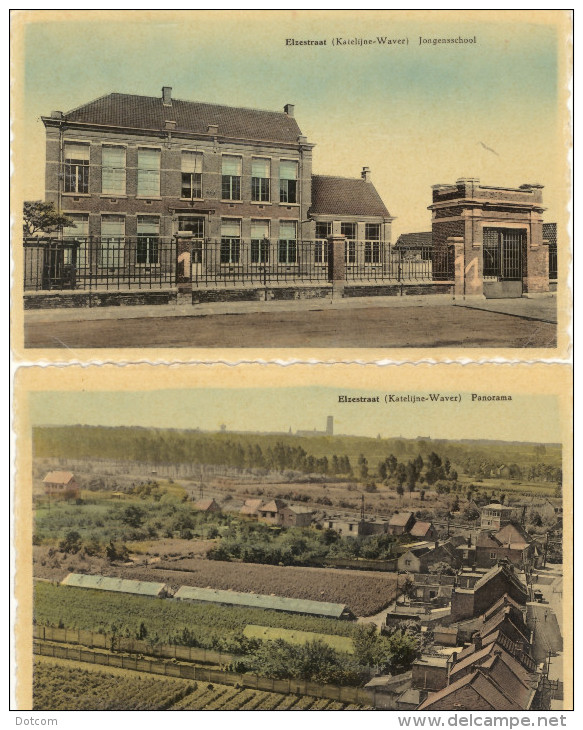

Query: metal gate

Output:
[483, 228, 525, 298]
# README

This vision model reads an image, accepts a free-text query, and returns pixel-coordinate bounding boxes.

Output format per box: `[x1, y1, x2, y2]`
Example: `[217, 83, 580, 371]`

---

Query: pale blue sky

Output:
[17, 11, 565, 237]
[30, 387, 561, 444]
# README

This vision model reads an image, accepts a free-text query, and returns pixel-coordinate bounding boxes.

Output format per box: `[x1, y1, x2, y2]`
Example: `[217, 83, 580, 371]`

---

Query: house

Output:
[278, 504, 314, 528]
[411, 654, 452, 692]
[325, 516, 365, 536]
[239, 498, 264, 517]
[42, 471, 79, 499]
[480, 502, 515, 530]
[193, 497, 221, 513]
[475, 522, 535, 570]
[398, 540, 460, 574]
[39, 87, 392, 288]
[413, 573, 456, 603]
[409, 520, 438, 541]
[257, 499, 287, 525]
[394, 232, 432, 260]
[388, 511, 416, 535]
[450, 562, 528, 622]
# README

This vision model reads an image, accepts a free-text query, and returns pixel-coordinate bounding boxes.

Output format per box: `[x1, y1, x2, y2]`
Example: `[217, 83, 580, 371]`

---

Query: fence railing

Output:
[24, 238, 454, 292]
[33, 637, 382, 708]
[548, 243, 557, 280]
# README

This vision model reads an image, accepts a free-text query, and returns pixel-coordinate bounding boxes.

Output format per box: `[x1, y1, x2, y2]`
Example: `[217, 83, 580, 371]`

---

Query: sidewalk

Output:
[24, 293, 556, 325]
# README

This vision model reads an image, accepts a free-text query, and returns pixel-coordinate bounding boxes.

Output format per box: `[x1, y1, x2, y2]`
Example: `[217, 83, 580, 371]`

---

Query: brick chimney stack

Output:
[162, 86, 172, 107]
[284, 103, 295, 117]
[361, 166, 371, 182]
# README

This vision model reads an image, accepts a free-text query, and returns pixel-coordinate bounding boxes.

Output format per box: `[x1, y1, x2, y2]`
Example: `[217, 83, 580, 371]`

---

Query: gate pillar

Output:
[175, 234, 193, 305]
[327, 234, 346, 296]
[523, 211, 550, 295]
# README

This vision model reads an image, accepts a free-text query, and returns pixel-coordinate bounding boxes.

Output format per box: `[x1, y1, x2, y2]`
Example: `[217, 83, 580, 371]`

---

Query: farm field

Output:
[243, 625, 355, 654]
[109, 559, 398, 616]
[33, 658, 371, 710]
[34, 582, 368, 647]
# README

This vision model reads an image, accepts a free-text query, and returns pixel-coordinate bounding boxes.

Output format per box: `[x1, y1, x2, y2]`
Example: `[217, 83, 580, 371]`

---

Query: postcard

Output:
[13, 363, 572, 713]
[10, 9, 572, 361]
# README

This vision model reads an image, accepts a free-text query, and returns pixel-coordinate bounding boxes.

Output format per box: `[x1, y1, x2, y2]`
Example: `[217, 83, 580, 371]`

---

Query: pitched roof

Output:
[259, 499, 287, 513]
[494, 522, 531, 548]
[283, 504, 314, 515]
[410, 521, 434, 537]
[194, 498, 219, 511]
[174, 585, 349, 618]
[43, 471, 75, 484]
[473, 563, 528, 599]
[389, 511, 414, 526]
[418, 669, 522, 710]
[62, 573, 165, 597]
[395, 232, 432, 249]
[240, 499, 264, 515]
[310, 175, 391, 217]
[57, 92, 303, 143]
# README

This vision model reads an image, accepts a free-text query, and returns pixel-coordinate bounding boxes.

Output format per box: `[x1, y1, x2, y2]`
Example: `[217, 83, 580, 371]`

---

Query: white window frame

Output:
[137, 147, 161, 197]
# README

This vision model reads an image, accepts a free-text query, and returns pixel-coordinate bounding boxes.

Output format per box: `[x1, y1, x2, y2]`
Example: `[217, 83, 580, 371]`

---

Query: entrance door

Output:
[176, 215, 205, 283]
[483, 228, 525, 298]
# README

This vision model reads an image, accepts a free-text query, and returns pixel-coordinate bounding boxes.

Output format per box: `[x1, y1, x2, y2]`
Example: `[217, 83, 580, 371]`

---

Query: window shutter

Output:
[102, 146, 125, 167]
[137, 216, 160, 234]
[252, 158, 270, 178]
[101, 216, 125, 237]
[251, 221, 269, 239]
[279, 160, 297, 180]
[181, 151, 203, 174]
[138, 148, 161, 169]
[64, 143, 89, 160]
[279, 221, 296, 239]
[221, 219, 241, 237]
[222, 156, 242, 176]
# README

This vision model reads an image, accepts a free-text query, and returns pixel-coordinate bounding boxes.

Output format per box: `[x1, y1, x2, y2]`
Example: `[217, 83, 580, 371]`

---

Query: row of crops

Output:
[34, 582, 362, 649]
[33, 661, 372, 711]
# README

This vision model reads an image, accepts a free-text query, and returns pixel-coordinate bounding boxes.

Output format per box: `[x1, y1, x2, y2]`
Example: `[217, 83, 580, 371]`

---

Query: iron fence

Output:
[24, 237, 177, 292]
[24, 238, 454, 292]
[548, 243, 557, 280]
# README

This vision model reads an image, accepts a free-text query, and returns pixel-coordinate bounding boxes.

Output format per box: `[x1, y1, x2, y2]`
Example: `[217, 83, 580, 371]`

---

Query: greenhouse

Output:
[61, 573, 167, 598]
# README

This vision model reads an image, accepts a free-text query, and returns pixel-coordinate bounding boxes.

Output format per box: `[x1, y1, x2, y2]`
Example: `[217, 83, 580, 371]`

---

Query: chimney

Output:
[284, 103, 295, 117]
[472, 634, 482, 651]
[162, 86, 172, 106]
[164, 120, 176, 130]
[207, 124, 218, 135]
[51, 110, 64, 119]
[361, 166, 371, 182]
[467, 535, 472, 547]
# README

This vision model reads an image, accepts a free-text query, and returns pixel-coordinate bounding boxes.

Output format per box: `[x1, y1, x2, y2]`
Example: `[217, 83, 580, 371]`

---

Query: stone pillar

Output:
[463, 216, 484, 298]
[523, 214, 550, 295]
[448, 237, 465, 297]
[327, 234, 346, 296]
[175, 234, 193, 305]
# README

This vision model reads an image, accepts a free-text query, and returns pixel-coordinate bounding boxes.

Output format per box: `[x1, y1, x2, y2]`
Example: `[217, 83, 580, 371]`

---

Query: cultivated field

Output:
[33, 659, 371, 710]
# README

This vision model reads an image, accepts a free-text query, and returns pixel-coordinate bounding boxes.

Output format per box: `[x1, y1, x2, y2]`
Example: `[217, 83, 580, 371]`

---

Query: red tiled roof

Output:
[59, 93, 303, 143]
[389, 511, 414, 526]
[410, 521, 434, 537]
[395, 232, 432, 249]
[43, 471, 75, 484]
[418, 669, 522, 711]
[310, 175, 390, 217]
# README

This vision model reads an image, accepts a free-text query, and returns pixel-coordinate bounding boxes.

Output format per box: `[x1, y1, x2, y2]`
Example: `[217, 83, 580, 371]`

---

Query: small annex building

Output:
[61, 573, 167, 597]
[42, 471, 79, 499]
[174, 585, 354, 619]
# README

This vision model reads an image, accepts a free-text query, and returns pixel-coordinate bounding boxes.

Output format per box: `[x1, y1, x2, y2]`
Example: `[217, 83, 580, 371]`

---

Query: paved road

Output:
[24, 302, 557, 349]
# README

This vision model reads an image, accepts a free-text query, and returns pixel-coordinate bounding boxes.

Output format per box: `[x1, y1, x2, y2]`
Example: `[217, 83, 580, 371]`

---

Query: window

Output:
[100, 215, 125, 268]
[222, 156, 242, 200]
[102, 146, 126, 195]
[342, 222, 356, 263]
[220, 219, 241, 264]
[176, 215, 204, 238]
[252, 158, 270, 202]
[365, 223, 381, 263]
[181, 151, 203, 199]
[136, 215, 160, 265]
[279, 160, 297, 203]
[278, 221, 297, 264]
[63, 214, 89, 267]
[137, 148, 161, 196]
[64, 143, 89, 194]
[489, 552, 497, 560]
[405, 559, 411, 566]
[251, 220, 270, 263]
[315, 222, 331, 263]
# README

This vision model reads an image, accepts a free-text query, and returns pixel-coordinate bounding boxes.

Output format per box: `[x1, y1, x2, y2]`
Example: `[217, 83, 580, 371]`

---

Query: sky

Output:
[15, 10, 568, 238]
[29, 386, 561, 444]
